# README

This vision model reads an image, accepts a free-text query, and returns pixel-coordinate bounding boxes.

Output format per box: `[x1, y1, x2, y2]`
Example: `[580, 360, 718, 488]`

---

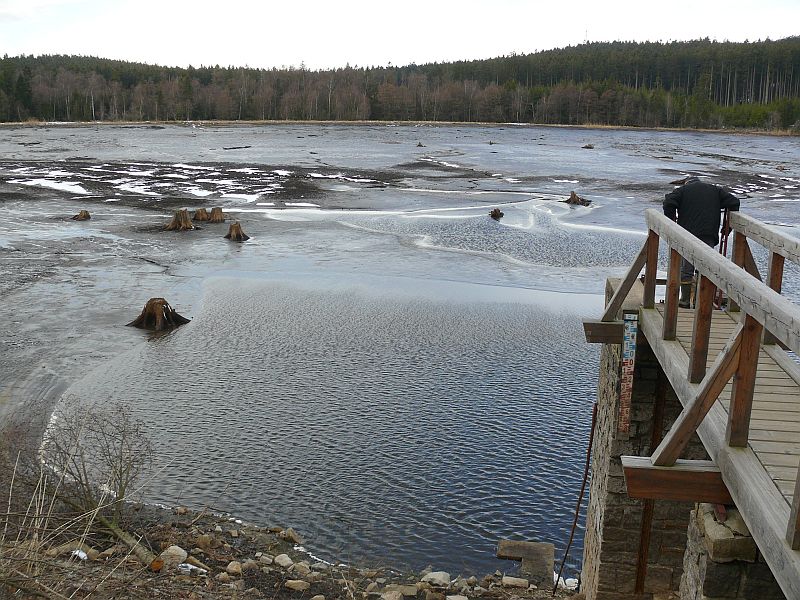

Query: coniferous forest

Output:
[2, 38, 799, 131]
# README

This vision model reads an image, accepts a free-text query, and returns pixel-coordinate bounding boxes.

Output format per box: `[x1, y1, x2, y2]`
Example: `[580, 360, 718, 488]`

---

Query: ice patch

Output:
[116, 183, 159, 196]
[10, 178, 89, 194]
[185, 188, 215, 197]
[285, 202, 320, 207]
[172, 163, 216, 171]
[554, 179, 579, 184]
[273, 169, 293, 176]
[164, 173, 191, 179]
[221, 193, 261, 202]
[256, 202, 275, 206]
[197, 178, 237, 185]
[308, 172, 341, 179]
[229, 168, 260, 174]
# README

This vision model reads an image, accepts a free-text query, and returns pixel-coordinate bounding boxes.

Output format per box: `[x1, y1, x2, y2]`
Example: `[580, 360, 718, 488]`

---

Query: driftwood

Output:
[582, 143, 595, 149]
[489, 208, 504, 221]
[565, 191, 591, 206]
[71, 210, 91, 221]
[209, 207, 226, 223]
[127, 298, 190, 331]
[224, 221, 250, 242]
[165, 208, 194, 231]
[193, 208, 210, 221]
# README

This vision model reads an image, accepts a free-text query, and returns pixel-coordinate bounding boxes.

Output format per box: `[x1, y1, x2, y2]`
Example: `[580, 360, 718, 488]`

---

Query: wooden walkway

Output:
[658, 304, 800, 507]
[584, 209, 800, 598]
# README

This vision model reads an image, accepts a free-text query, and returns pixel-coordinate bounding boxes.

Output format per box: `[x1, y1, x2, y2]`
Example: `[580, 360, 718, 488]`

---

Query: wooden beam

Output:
[642, 230, 659, 309]
[730, 211, 800, 266]
[651, 323, 743, 466]
[647, 210, 800, 355]
[639, 307, 800, 599]
[689, 275, 716, 383]
[663, 248, 681, 340]
[601, 239, 649, 322]
[764, 253, 785, 346]
[583, 319, 623, 344]
[622, 456, 733, 504]
[789, 468, 800, 549]
[726, 314, 763, 447]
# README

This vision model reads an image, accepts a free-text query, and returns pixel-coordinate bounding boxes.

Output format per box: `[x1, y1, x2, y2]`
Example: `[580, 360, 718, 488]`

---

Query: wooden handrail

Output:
[730, 212, 800, 266]
[646, 209, 800, 355]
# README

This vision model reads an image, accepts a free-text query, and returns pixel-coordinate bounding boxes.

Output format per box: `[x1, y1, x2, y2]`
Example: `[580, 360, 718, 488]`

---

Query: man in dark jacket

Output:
[663, 176, 740, 307]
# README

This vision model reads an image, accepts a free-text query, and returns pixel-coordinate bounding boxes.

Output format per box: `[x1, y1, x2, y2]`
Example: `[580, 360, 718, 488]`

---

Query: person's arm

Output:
[719, 187, 740, 211]
[663, 188, 681, 221]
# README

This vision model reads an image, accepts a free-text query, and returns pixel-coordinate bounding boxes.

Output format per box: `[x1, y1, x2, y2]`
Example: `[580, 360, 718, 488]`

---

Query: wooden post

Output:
[790, 470, 800, 550]
[663, 248, 681, 340]
[763, 253, 785, 345]
[642, 230, 659, 309]
[689, 275, 716, 383]
[726, 314, 762, 447]
[601, 239, 649, 322]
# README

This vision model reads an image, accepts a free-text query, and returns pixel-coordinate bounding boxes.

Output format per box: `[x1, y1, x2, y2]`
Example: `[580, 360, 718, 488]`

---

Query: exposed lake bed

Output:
[1, 122, 798, 579]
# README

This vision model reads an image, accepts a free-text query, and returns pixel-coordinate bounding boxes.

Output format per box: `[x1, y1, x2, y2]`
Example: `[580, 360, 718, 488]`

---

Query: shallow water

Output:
[3, 122, 799, 577]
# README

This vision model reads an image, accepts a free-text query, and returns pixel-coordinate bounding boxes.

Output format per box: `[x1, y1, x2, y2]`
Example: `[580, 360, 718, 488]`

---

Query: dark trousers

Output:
[681, 237, 717, 282]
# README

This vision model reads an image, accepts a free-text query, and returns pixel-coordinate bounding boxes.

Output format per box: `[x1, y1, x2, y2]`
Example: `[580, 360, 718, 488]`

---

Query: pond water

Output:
[3, 122, 798, 576]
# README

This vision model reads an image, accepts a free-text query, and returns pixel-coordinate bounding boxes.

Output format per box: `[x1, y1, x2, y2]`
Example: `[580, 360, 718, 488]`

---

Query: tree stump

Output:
[224, 221, 250, 242]
[565, 191, 591, 206]
[126, 298, 190, 331]
[71, 210, 91, 221]
[489, 208, 504, 221]
[193, 208, 210, 221]
[165, 208, 194, 231]
[208, 207, 226, 223]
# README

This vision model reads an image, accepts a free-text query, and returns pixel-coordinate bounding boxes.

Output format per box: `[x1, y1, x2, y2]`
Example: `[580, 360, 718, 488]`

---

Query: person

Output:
[663, 176, 740, 308]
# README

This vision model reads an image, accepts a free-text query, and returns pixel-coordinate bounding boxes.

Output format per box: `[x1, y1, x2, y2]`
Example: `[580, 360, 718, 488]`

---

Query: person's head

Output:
[684, 176, 700, 185]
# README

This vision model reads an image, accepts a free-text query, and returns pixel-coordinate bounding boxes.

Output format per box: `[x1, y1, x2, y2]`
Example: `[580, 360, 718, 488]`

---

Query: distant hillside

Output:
[2, 38, 799, 130]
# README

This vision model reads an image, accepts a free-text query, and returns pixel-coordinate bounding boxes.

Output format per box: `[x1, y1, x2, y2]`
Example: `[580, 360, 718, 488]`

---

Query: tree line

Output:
[2, 37, 799, 131]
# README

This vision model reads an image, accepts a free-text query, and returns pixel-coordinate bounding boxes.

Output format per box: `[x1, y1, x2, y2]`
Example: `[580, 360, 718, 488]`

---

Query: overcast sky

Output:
[1, 0, 798, 70]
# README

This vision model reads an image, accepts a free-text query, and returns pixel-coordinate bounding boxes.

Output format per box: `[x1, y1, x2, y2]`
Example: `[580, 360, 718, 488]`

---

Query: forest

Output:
[1, 37, 799, 131]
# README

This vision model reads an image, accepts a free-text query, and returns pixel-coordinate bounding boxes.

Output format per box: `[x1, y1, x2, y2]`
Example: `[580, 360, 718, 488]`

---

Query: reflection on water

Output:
[66, 278, 599, 575]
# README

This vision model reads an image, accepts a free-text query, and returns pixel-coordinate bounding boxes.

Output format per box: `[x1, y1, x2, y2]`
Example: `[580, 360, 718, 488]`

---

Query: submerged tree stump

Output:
[127, 298, 190, 331]
[193, 208, 210, 221]
[208, 207, 226, 223]
[224, 221, 250, 242]
[71, 210, 91, 221]
[165, 208, 194, 231]
[489, 208, 504, 221]
[565, 191, 591, 206]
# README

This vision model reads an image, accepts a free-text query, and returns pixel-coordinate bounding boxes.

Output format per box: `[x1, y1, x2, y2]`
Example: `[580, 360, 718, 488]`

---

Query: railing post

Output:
[689, 275, 716, 383]
[726, 314, 762, 447]
[663, 248, 681, 340]
[789, 469, 800, 550]
[763, 252, 785, 345]
[642, 230, 659, 309]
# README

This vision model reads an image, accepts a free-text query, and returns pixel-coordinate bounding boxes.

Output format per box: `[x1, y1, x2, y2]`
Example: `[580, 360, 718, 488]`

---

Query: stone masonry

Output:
[679, 504, 786, 600]
[581, 285, 708, 599]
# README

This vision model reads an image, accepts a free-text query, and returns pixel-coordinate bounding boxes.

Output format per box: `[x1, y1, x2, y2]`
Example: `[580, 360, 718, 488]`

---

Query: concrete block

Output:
[496, 540, 553, 586]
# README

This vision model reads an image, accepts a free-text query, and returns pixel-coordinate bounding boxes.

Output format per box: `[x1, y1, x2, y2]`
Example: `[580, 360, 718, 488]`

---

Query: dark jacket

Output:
[663, 177, 740, 246]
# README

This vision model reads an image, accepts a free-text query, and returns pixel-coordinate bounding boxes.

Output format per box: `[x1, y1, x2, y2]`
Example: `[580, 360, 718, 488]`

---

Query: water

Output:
[2, 122, 798, 576]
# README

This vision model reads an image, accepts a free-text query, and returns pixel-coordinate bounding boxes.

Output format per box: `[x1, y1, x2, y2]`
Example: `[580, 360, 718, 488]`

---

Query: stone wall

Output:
[680, 504, 786, 600]
[581, 329, 707, 600]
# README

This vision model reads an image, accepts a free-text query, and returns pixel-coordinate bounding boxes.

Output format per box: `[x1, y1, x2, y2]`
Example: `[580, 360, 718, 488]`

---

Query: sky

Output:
[1, 0, 798, 71]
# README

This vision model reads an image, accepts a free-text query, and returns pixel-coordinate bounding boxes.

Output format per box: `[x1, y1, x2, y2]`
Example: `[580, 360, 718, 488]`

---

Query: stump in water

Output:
[582, 143, 595, 149]
[565, 191, 591, 206]
[71, 210, 91, 221]
[489, 208, 504, 221]
[224, 221, 250, 242]
[127, 298, 190, 331]
[209, 207, 226, 223]
[165, 208, 194, 231]
[193, 208, 210, 221]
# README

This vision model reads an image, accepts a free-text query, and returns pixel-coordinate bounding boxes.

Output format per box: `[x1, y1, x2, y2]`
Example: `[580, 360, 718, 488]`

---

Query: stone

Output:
[158, 545, 188, 569]
[366, 583, 378, 592]
[286, 580, 312, 591]
[274, 553, 294, 568]
[291, 562, 312, 576]
[216, 572, 231, 583]
[381, 592, 403, 600]
[310, 596, 326, 600]
[280, 527, 303, 544]
[425, 592, 445, 600]
[259, 554, 274, 564]
[446, 596, 468, 600]
[226, 561, 242, 576]
[466, 576, 478, 587]
[245, 588, 263, 597]
[242, 559, 260, 572]
[215, 525, 223, 533]
[229, 529, 239, 538]
[231, 579, 246, 591]
[196, 534, 214, 549]
[176, 506, 189, 515]
[421, 571, 450, 587]
[515, 543, 554, 585]
[385, 584, 418, 596]
[501, 576, 528, 588]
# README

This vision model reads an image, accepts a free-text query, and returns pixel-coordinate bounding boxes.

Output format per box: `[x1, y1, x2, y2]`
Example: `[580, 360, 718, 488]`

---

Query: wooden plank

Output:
[646, 210, 800, 355]
[663, 248, 681, 340]
[651, 323, 743, 466]
[643, 230, 659, 309]
[622, 456, 733, 504]
[764, 345, 800, 388]
[727, 314, 764, 447]
[640, 305, 800, 599]
[730, 212, 800, 266]
[752, 420, 800, 433]
[758, 452, 800, 468]
[764, 465, 800, 481]
[601, 239, 649, 322]
[689, 275, 717, 383]
[583, 319, 623, 344]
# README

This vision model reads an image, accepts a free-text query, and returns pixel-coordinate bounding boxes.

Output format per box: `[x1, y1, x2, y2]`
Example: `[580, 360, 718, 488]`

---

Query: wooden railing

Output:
[592, 208, 800, 554]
